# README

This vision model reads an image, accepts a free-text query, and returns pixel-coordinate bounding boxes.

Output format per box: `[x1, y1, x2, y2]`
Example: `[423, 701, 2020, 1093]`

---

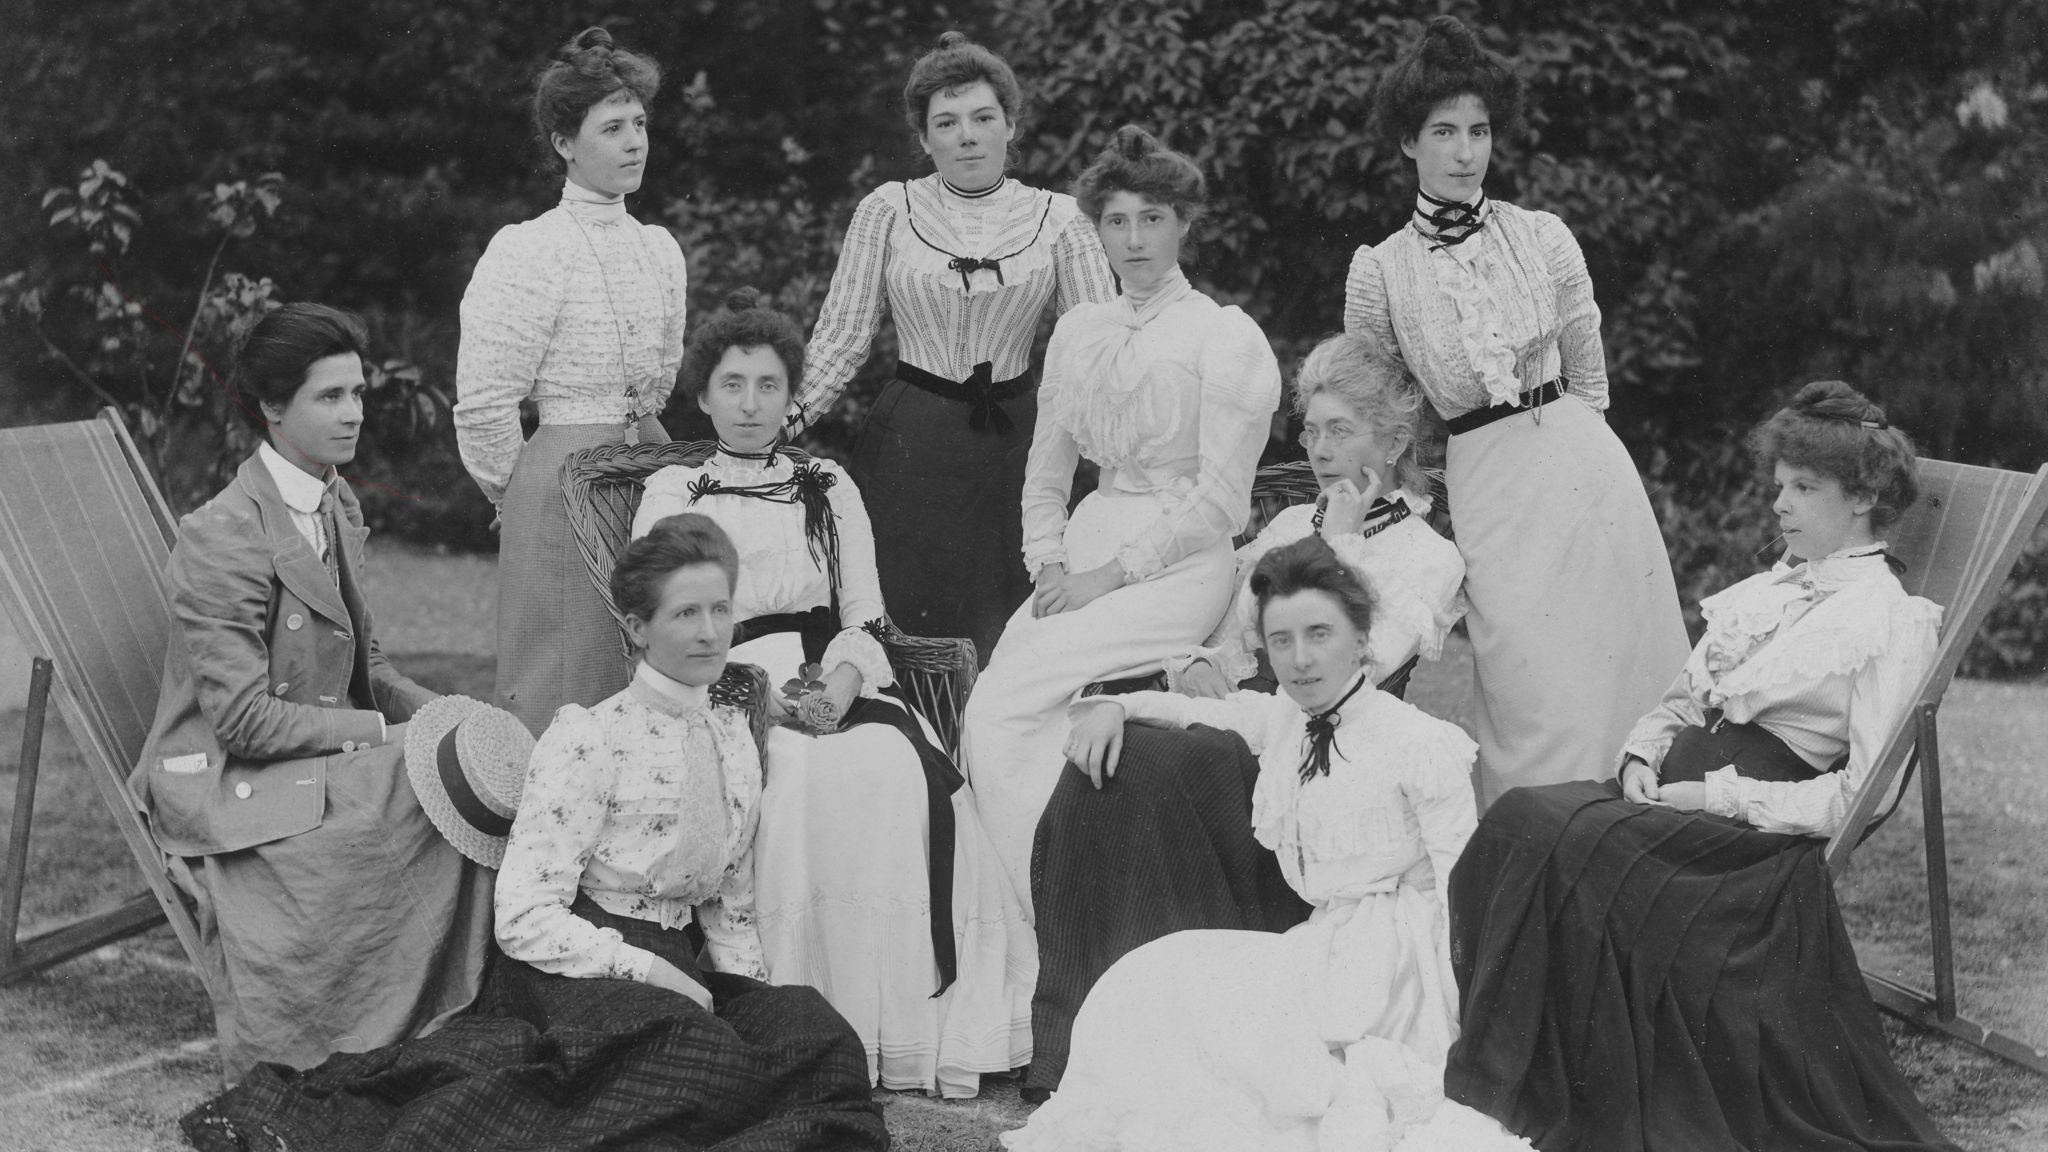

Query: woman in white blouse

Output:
[454, 27, 687, 734]
[961, 125, 1282, 911]
[1023, 333, 1465, 1099]
[1446, 383, 1957, 1151]
[631, 290, 1033, 1099]
[1343, 16, 1688, 805]
[1004, 536, 1529, 1152]
[793, 31, 1116, 665]
[493, 512, 887, 1147]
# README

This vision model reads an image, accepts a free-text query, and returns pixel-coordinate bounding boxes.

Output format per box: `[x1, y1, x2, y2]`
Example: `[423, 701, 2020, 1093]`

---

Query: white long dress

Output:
[1002, 678, 1532, 1152]
[963, 266, 1282, 910]
[634, 448, 1034, 1098]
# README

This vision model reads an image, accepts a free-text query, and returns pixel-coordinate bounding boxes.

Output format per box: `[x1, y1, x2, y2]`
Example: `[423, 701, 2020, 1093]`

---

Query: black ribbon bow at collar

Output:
[1299, 673, 1370, 784]
[948, 255, 1005, 292]
[1416, 191, 1489, 253]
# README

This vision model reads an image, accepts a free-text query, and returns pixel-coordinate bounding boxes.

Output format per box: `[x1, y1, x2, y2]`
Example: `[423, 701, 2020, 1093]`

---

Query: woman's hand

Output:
[822, 662, 863, 717]
[1037, 560, 1128, 617]
[1177, 657, 1232, 700]
[1620, 755, 1660, 804]
[1065, 700, 1127, 789]
[1032, 563, 1069, 618]
[1655, 781, 1705, 812]
[645, 957, 713, 1010]
[1317, 472, 1383, 538]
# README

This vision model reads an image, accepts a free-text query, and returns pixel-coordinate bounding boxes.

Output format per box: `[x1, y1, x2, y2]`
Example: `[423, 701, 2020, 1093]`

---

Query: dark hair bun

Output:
[723, 286, 766, 313]
[936, 30, 973, 51]
[1419, 16, 1480, 68]
[1789, 379, 1888, 426]
[1112, 124, 1160, 161]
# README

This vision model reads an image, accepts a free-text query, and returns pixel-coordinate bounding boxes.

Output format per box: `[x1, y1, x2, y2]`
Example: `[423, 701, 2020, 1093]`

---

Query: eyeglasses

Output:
[1298, 424, 1369, 450]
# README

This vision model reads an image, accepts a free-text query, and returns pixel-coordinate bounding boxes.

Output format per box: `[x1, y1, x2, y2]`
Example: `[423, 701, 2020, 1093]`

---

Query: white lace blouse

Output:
[631, 450, 893, 695]
[1105, 677, 1478, 907]
[793, 175, 1117, 431]
[495, 664, 767, 983]
[454, 188, 688, 504]
[1168, 492, 1467, 691]
[1343, 200, 1608, 417]
[1621, 548, 1942, 837]
[1022, 268, 1283, 582]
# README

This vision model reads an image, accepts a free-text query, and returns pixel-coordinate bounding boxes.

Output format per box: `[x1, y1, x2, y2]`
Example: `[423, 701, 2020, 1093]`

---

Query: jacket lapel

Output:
[238, 454, 350, 628]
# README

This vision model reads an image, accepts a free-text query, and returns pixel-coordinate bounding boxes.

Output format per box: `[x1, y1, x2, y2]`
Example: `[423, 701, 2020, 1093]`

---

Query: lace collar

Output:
[1769, 544, 1893, 593]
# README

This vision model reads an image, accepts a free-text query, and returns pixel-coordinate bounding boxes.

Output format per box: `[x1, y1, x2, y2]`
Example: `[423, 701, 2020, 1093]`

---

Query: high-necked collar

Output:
[941, 174, 1009, 202]
[1771, 543, 1892, 593]
[256, 441, 335, 516]
[1117, 263, 1192, 326]
[630, 660, 711, 716]
[1291, 669, 1373, 721]
[561, 179, 629, 224]
[713, 442, 783, 475]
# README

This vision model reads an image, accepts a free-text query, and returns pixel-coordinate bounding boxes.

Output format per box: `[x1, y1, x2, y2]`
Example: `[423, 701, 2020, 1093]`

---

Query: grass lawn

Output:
[2, 542, 2045, 1150]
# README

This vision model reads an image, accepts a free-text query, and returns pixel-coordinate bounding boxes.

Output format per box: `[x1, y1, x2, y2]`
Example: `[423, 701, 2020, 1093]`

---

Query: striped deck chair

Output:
[0, 410, 221, 998]
[1825, 458, 2048, 1074]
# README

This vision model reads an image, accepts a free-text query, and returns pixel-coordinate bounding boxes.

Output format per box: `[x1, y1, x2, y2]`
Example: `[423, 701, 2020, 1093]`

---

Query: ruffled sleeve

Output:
[1534, 212, 1609, 412]
[455, 221, 567, 506]
[1326, 516, 1467, 678]
[819, 461, 894, 697]
[1704, 595, 1942, 837]
[1399, 714, 1481, 897]
[793, 188, 897, 433]
[495, 706, 655, 983]
[1116, 306, 1282, 580]
[1019, 307, 1093, 573]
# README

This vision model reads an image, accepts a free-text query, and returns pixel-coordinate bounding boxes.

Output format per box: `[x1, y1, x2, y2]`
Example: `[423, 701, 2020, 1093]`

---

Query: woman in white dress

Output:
[1343, 16, 1688, 804]
[632, 289, 1034, 1099]
[455, 27, 687, 734]
[963, 125, 1282, 908]
[1023, 333, 1465, 1098]
[1004, 536, 1529, 1152]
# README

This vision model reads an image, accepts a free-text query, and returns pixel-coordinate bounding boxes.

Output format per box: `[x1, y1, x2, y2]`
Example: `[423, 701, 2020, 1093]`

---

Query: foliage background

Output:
[3, 0, 2044, 671]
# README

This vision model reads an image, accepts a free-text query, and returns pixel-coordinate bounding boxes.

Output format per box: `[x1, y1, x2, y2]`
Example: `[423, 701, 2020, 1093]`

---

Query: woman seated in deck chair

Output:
[1022, 332, 1466, 1100]
[132, 303, 492, 1081]
[1445, 380, 1961, 1151]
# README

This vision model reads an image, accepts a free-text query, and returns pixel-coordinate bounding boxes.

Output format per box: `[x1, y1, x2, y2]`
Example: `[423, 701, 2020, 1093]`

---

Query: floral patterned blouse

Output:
[495, 662, 767, 982]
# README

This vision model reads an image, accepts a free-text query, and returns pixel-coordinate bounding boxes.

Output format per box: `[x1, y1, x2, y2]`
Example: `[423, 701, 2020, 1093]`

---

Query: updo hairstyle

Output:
[1370, 15, 1524, 150]
[614, 513, 741, 624]
[1249, 535, 1378, 641]
[902, 31, 1025, 137]
[1746, 381, 1919, 529]
[1072, 125, 1208, 235]
[678, 287, 807, 402]
[1293, 333, 1443, 501]
[231, 302, 369, 431]
[532, 27, 661, 172]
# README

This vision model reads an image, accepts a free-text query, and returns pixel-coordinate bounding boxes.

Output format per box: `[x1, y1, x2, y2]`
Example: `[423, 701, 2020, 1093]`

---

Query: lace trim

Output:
[1706, 584, 1942, 702]
[1418, 211, 1522, 409]
[1250, 702, 1473, 859]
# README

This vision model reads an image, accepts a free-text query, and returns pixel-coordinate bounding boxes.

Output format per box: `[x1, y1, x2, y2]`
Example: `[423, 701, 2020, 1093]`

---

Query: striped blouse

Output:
[791, 175, 1117, 431]
[1343, 200, 1609, 418]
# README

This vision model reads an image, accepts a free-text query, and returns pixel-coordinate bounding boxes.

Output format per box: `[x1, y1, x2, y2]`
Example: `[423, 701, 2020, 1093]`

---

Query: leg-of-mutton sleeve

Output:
[494, 706, 658, 984]
[1342, 246, 1403, 363]
[1115, 309, 1282, 581]
[819, 461, 895, 696]
[791, 190, 897, 435]
[1702, 598, 1941, 837]
[455, 224, 569, 507]
[1050, 207, 1119, 316]
[1533, 212, 1610, 412]
[1019, 334, 1084, 573]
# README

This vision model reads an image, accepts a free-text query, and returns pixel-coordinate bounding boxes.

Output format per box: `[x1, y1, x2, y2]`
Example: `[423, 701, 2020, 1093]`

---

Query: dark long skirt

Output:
[852, 376, 1036, 667]
[182, 897, 888, 1152]
[1445, 724, 1958, 1152]
[1024, 723, 1312, 1095]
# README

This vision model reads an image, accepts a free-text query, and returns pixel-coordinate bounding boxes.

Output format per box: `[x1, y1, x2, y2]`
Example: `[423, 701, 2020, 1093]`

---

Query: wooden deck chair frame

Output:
[559, 440, 980, 758]
[1823, 458, 2048, 1075]
[0, 409, 222, 999]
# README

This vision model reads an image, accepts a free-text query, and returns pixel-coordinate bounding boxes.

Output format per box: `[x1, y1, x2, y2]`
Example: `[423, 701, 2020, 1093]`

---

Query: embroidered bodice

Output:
[793, 176, 1116, 430]
[495, 666, 766, 982]
[1343, 200, 1608, 418]
[1621, 547, 1942, 837]
[454, 189, 688, 503]
[1021, 268, 1283, 581]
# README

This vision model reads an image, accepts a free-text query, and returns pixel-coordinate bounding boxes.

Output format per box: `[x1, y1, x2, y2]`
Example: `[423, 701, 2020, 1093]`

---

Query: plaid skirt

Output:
[182, 897, 887, 1152]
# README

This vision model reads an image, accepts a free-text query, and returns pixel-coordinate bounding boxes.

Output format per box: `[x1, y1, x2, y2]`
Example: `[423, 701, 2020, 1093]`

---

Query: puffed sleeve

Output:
[1343, 245, 1402, 360]
[696, 715, 769, 979]
[819, 462, 894, 697]
[1050, 202, 1118, 314]
[1328, 520, 1466, 679]
[495, 707, 658, 983]
[1704, 598, 1942, 837]
[455, 222, 565, 506]
[630, 464, 699, 542]
[792, 189, 897, 433]
[1399, 712, 1481, 893]
[1019, 310, 1087, 573]
[1116, 307, 1283, 580]
[641, 224, 689, 420]
[1533, 212, 1609, 412]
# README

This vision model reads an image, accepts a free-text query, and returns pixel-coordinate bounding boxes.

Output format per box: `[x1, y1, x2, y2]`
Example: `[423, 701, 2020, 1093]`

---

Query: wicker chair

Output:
[560, 440, 980, 758]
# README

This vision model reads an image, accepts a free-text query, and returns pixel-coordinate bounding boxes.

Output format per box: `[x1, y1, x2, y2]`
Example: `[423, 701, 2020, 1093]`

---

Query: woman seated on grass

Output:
[1446, 381, 1960, 1151]
[132, 302, 491, 1082]
[1023, 332, 1465, 1099]
[1005, 536, 1527, 1151]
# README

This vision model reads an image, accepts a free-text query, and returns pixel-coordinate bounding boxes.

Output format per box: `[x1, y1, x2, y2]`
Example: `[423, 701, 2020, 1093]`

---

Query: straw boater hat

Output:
[404, 695, 534, 868]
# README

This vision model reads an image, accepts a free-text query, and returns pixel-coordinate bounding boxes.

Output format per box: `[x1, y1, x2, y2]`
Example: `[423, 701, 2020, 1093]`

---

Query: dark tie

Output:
[318, 488, 343, 587]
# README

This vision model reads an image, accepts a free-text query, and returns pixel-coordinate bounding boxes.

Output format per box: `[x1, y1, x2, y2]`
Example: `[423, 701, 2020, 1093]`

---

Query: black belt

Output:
[734, 608, 965, 995]
[895, 361, 1032, 434]
[1445, 379, 1568, 436]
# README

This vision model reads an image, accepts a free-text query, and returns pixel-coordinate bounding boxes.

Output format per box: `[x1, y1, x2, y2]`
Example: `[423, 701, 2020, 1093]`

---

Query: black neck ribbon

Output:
[686, 460, 842, 585]
[1300, 673, 1370, 784]
[1415, 190, 1488, 253]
